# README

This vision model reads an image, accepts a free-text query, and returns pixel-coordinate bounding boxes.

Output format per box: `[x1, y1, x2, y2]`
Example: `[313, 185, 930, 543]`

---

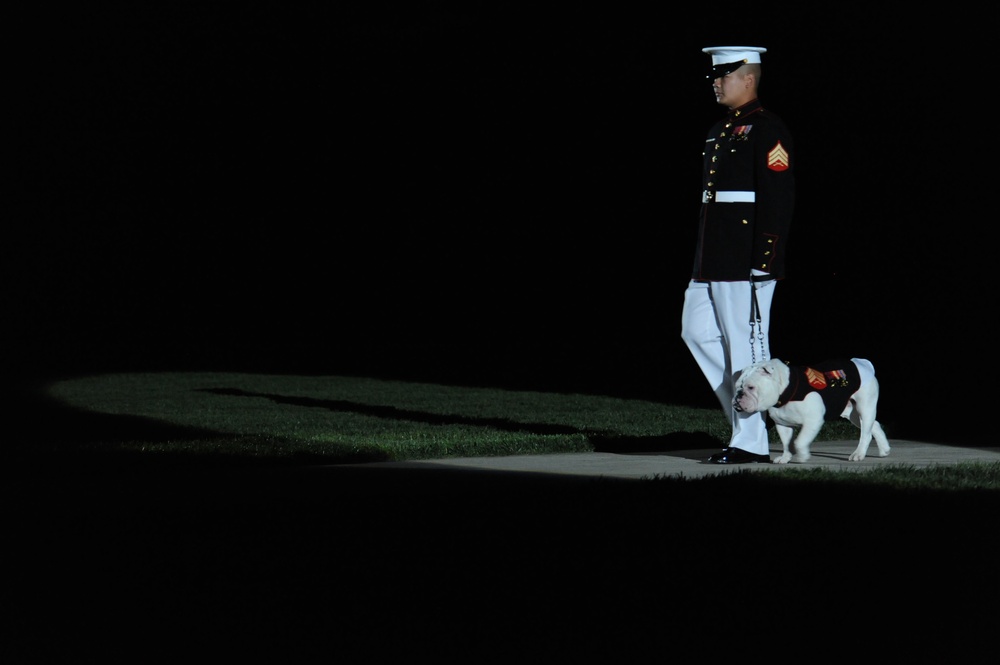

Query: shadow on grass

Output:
[4, 384, 382, 467]
[196, 387, 583, 435]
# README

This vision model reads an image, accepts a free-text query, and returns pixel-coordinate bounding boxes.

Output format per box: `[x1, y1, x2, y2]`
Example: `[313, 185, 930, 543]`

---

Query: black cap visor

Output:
[706, 59, 748, 79]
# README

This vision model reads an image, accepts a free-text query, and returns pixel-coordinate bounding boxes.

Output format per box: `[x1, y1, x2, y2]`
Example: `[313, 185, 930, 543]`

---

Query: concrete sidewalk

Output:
[357, 439, 1000, 480]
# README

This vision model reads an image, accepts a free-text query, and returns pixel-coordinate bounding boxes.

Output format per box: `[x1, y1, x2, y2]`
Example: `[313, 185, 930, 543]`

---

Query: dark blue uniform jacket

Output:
[693, 98, 795, 281]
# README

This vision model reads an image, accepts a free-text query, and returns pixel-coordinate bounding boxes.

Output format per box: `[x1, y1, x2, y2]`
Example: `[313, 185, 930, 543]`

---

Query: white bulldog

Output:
[732, 357, 891, 464]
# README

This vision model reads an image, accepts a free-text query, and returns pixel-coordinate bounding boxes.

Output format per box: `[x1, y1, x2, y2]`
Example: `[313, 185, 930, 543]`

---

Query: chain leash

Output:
[749, 278, 767, 364]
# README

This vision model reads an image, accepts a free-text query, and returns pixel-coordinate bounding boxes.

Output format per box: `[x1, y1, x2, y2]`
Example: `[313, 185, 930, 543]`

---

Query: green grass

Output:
[32, 370, 1000, 490]
[40, 370, 735, 462]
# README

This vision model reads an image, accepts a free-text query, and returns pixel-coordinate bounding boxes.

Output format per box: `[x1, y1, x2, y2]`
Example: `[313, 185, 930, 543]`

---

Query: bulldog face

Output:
[732, 359, 789, 413]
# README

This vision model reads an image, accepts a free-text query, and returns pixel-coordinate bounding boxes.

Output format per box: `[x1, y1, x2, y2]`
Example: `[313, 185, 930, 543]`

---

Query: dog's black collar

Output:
[775, 364, 799, 408]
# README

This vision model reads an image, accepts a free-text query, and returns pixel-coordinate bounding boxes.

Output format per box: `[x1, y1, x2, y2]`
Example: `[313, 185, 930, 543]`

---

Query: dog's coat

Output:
[733, 358, 890, 464]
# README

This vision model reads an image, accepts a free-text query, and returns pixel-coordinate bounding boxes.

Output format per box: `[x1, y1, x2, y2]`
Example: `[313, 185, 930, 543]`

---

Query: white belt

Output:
[703, 190, 755, 203]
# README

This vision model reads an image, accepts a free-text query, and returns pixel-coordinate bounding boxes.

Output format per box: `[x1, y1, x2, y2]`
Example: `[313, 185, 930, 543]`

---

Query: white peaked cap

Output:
[703, 46, 767, 79]
[702, 46, 767, 65]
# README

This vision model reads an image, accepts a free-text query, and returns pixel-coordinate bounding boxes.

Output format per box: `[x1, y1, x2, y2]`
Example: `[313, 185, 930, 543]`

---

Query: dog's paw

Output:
[848, 450, 865, 461]
[793, 453, 811, 464]
[774, 454, 792, 464]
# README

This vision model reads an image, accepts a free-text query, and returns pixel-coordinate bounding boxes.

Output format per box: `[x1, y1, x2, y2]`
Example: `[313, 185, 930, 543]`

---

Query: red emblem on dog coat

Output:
[805, 367, 827, 389]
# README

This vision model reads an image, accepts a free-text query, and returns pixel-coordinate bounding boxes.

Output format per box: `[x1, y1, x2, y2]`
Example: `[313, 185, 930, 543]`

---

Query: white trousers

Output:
[680, 279, 776, 455]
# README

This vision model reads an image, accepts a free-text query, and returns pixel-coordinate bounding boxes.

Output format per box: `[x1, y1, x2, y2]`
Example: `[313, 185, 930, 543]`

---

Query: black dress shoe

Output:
[708, 447, 771, 464]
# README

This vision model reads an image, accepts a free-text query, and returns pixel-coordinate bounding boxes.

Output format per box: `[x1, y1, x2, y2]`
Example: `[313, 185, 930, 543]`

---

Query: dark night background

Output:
[8, 3, 991, 440]
[7, 4, 999, 658]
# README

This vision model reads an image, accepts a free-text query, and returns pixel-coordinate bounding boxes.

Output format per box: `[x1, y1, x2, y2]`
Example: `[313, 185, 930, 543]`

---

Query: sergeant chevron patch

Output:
[805, 367, 827, 389]
[767, 141, 789, 171]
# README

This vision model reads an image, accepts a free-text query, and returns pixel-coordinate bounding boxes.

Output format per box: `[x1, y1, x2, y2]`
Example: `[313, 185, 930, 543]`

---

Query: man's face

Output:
[711, 68, 750, 108]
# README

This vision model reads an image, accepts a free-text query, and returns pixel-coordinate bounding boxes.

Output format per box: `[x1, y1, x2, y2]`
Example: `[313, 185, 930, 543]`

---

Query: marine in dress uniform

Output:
[680, 46, 795, 464]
